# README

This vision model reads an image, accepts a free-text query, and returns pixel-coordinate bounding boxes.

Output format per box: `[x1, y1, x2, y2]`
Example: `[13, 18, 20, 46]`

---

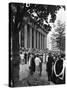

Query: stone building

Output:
[10, 15, 50, 86]
[19, 16, 48, 52]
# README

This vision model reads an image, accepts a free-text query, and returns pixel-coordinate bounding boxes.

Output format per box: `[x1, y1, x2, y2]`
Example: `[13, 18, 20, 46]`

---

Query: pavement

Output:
[19, 62, 54, 86]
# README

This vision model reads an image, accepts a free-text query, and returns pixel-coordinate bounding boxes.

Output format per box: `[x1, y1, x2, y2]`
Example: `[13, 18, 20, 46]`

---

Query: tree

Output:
[10, 3, 64, 32]
[52, 20, 65, 53]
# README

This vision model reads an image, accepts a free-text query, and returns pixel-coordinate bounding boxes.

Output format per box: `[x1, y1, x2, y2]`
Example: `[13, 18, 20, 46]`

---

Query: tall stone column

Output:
[30, 27, 32, 49]
[34, 29, 36, 49]
[43, 35, 44, 49]
[44, 36, 45, 49]
[37, 31, 39, 49]
[44, 35, 47, 49]
[24, 24, 27, 48]
[41, 34, 42, 49]
[19, 30, 21, 48]
[40, 33, 41, 49]
[42, 35, 43, 49]
[39, 32, 40, 49]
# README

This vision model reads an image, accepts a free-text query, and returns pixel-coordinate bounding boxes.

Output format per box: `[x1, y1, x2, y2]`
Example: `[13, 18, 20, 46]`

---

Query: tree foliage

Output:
[52, 20, 65, 52]
[10, 3, 65, 32]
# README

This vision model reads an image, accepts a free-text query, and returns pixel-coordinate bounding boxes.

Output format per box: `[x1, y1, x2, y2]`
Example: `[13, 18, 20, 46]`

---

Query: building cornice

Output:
[23, 15, 49, 34]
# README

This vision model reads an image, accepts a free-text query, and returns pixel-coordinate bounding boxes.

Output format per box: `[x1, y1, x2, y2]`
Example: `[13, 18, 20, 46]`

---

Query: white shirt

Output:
[46, 55, 48, 62]
[20, 53, 24, 60]
[43, 53, 45, 62]
[35, 57, 41, 66]
[29, 56, 31, 67]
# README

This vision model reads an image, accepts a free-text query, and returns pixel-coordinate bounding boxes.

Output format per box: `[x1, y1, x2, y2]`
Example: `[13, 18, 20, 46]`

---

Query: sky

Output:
[47, 7, 66, 50]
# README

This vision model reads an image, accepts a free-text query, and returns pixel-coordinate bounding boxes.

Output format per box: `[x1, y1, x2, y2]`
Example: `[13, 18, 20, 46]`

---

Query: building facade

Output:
[19, 16, 48, 51]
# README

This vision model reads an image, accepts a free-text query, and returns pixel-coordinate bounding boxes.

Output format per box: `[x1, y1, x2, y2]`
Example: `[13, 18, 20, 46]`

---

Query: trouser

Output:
[48, 69, 52, 81]
[36, 65, 40, 72]
[39, 63, 42, 76]
[36, 64, 42, 76]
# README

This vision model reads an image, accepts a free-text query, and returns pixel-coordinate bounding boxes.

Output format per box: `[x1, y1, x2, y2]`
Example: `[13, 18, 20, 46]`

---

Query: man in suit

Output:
[47, 53, 54, 82]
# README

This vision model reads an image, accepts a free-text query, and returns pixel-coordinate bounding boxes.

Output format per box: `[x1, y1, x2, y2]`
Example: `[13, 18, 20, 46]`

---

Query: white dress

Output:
[35, 57, 41, 72]
[35, 57, 41, 66]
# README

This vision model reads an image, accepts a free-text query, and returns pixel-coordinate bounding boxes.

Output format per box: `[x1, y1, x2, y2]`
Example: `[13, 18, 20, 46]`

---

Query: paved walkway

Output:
[19, 62, 54, 86]
[19, 62, 29, 80]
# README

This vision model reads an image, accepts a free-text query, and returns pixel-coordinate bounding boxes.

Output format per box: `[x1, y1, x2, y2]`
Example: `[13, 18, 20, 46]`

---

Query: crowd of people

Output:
[28, 53, 42, 76]
[46, 53, 65, 84]
[20, 50, 65, 84]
